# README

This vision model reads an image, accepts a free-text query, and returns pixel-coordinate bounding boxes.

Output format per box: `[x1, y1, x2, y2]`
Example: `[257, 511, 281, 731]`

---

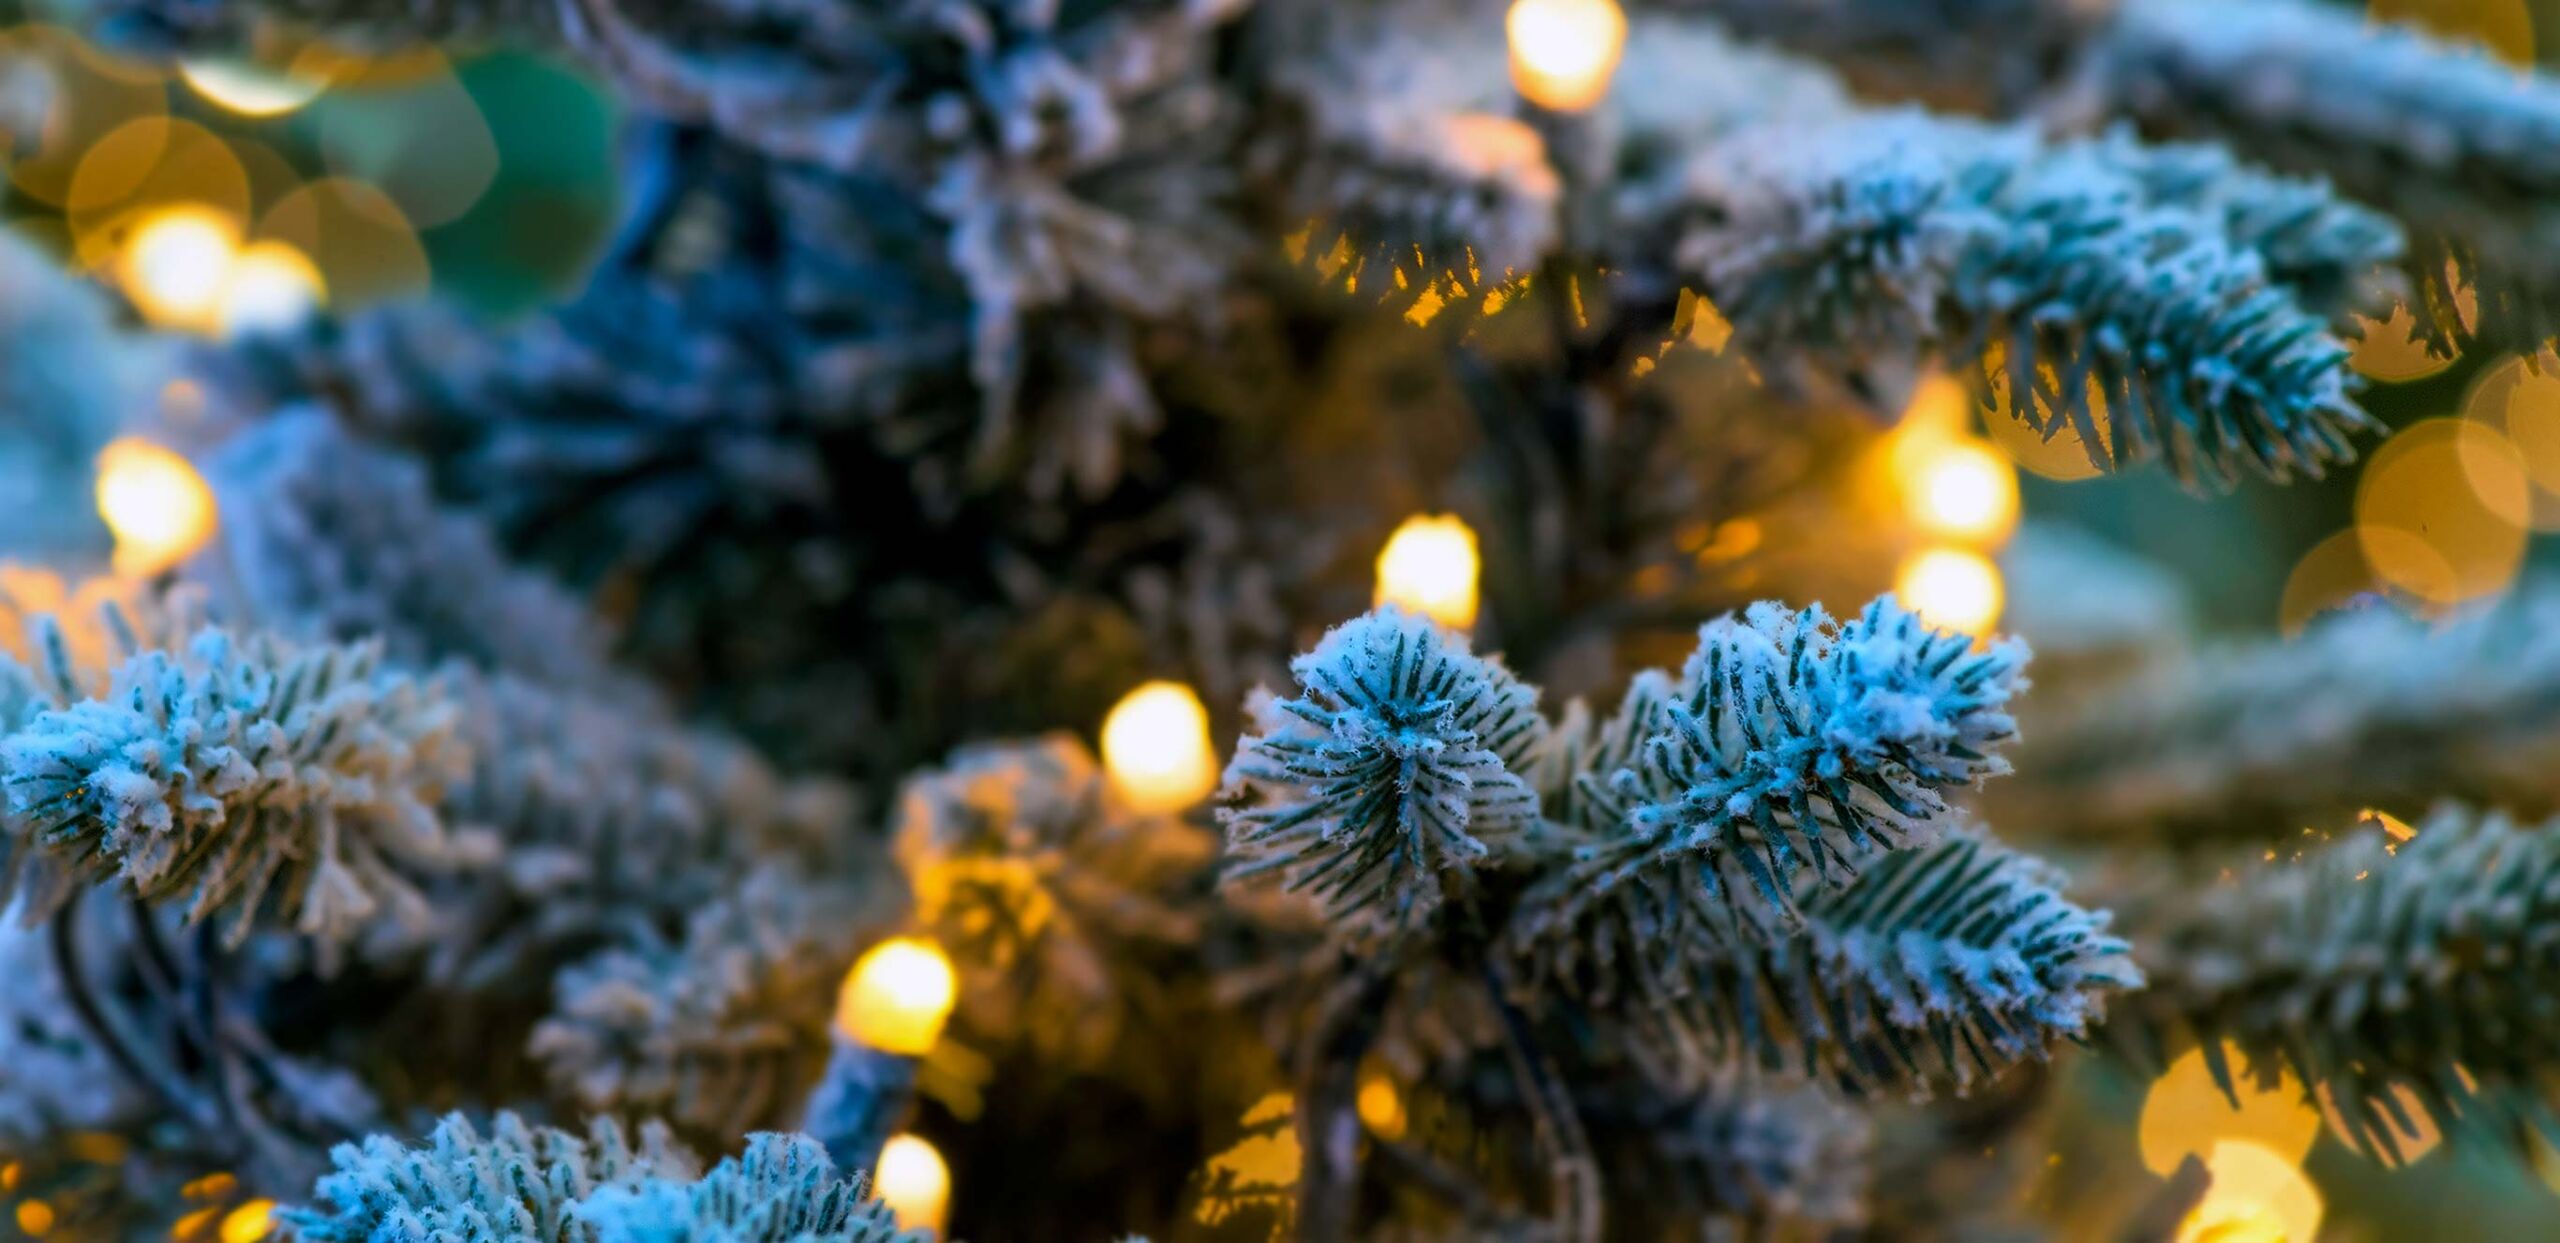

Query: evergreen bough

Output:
[285, 1112, 697, 1242]
[2120, 807, 2560, 1162]
[1221, 606, 1547, 929]
[2097, 0, 2560, 354]
[0, 627, 479, 954]
[1536, 834, 2138, 1097]
[1673, 111, 2386, 488]
[1527, 598, 2027, 940]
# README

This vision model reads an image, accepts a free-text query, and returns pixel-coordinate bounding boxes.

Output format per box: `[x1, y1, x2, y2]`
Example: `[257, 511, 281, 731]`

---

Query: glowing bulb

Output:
[218, 241, 325, 338]
[219, 1199, 276, 1243]
[1895, 547, 2003, 637]
[95, 438, 219, 577]
[1100, 680, 1219, 814]
[178, 59, 324, 117]
[2175, 1139, 2322, 1243]
[1904, 438, 2019, 545]
[875, 1134, 951, 1238]
[118, 206, 242, 331]
[1374, 513, 1482, 630]
[1505, 0, 1627, 112]
[834, 938, 957, 1056]
[1356, 1068, 1407, 1141]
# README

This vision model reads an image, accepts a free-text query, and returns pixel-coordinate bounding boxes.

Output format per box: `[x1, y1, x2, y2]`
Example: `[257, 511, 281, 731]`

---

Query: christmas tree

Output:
[2, 0, 2559, 1236]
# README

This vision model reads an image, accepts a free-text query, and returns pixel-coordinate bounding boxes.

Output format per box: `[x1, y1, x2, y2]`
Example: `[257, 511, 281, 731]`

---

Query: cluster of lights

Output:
[1088, 510, 1485, 820]
[1886, 377, 2021, 637]
[115, 205, 324, 337]
[830, 937, 959, 1237]
[4, 24, 459, 343]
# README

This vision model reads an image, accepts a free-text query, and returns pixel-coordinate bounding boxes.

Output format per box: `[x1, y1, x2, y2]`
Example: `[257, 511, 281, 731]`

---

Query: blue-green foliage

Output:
[1488, 600, 2122, 1098]
[1539, 599, 2026, 933]
[1220, 607, 1546, 929]
[2101, 0, 2560, 355]
[1643, 1075, 1873, 1229]
[1649, 835, 2137, 1096]
[0, 229, 156, 562]
[2123, 807, 2560, 1163]
[1229, 598, 2131, 1098]
[205, 408, 627, 694]
[0, 627, 480, 955]
[287, 1112, 916, 1243]
[894, 735, 1213, 1067]
[2082, 130, 2403, 323]
[528, 869, 861, 1140]
[286, 1112, 697, 1242]
[2002, 582, 2560, 841]
[1677, 111, 2388, 489]
[570, 1133, 919, 1243]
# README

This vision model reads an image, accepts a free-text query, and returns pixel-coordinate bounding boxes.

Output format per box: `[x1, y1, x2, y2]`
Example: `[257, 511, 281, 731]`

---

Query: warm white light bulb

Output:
[119, 206, 242, 332]
[834, 938, 957, 1056]
[178, 58, 324, 117]
[2173, 1139, 2323, 1243]
[1905, 438, 2019, 545]
[218, 241, 326, 338]
[219, 1199, 276, 1243]
[1374, 513, 1482, 630]
[1356, 1068, 1407, 1141]
[1506, 0, 1628, 112]
[1100, 680, 1218, 814]
[875, 1134, 951, 1238]
[95, 438, 219, 577]
[1895, 547, 2003, 637]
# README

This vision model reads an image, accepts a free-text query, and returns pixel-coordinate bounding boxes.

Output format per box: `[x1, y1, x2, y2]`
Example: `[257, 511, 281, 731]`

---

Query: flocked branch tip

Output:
[1543, 596, 2028, 935]
[1219, 606, 1546, 930]
[1, 627, 483, 956]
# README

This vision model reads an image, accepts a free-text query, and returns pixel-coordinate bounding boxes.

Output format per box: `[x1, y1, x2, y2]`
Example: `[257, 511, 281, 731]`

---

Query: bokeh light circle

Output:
[2354, 418, 2528, 607]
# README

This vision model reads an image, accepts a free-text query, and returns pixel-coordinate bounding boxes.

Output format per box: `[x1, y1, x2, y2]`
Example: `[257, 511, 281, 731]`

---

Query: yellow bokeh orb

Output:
[178, 58, 324, 116]
[94, 437, 218, 577]
[1374, 513, 1483, 631]
[2348, 305, 2460, 383]
[2277, 527, 2449, 634]
[874, 1134, 951, 1237]
[1904, 438, 2019, 545]
[1357, 1067, 1407, 1141]
[2355, 418, 2528, 607]
[115, 203, 241, 331]
[834, 937, 958, 1056]
[1894, 547, 2003, 637]
[219, 1198, 276, 1243]
[1505, 0, 1627, 112]
[217, 240, 326, 338]
[2460, 352, 2560, 528]
[1099, 680, 1219, 815]
[2175, 1140, 2323, 1243]
[2139, 1044, 2323, 1177]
